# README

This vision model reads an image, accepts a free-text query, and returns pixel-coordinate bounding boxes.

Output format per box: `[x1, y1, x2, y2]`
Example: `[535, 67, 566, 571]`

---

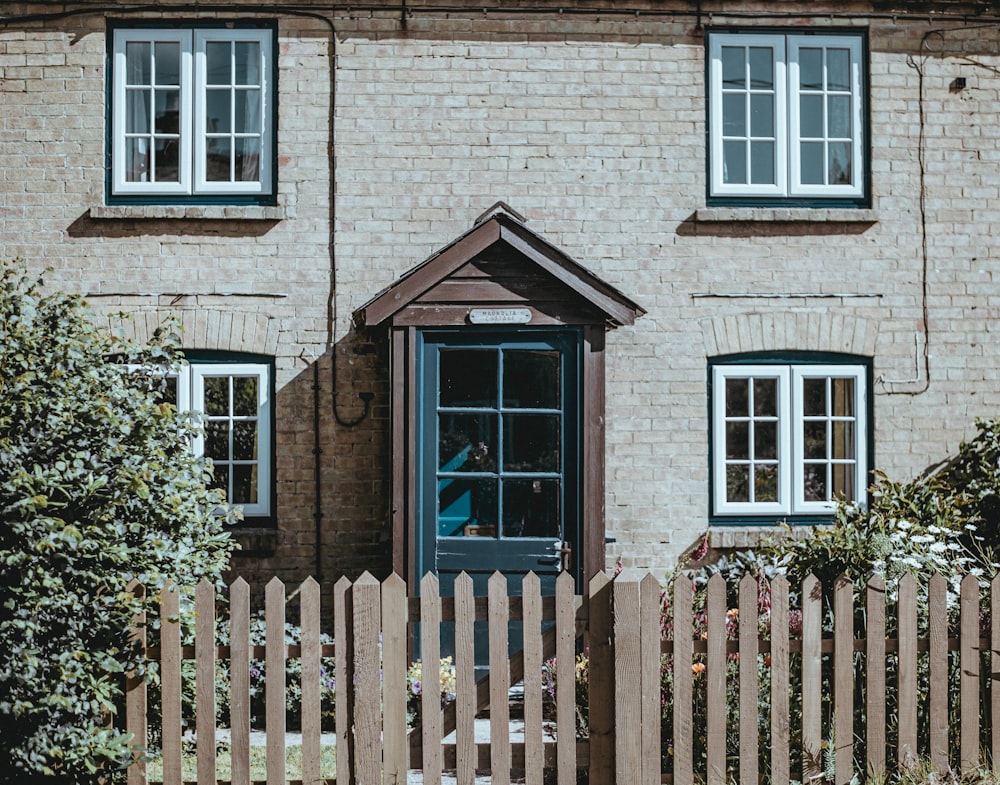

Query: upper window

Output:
[708, 31, 867, 203]
[110, 26, 275, 202]
[162, 358, 273, 518]
[711, 359, 869, 520]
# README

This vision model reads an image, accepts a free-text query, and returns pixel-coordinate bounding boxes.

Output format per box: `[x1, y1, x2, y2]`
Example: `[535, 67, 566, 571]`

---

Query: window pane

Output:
[803, 464, 827, 501]
[749, 141, 775, 185]
[502, 479, 560, 538]
[232, 465, 258, 504]
[803, 378, 826, 416]
[154, 42, 181, 86]
[440, 349, 497, 407]
[726, 422, 749, 460]
[721, 46, 745, 89]
[799, 47, 823, 90]
[205, 420, 229, 460]
[754, 465, 778, 502]
[125, 139, 149, 182]
[827, 48, 851, 91]
[803, 421, 827, 460]
[232, 377, 258, 416]
[125, 42, 151, 85]
[152, 139, 180, 183]
[126, 90, 150, 133]
[236, 139, 262, 182]
[723, 140, 747, 185]
[831, 377, 855, 415]
[439, 413, 497, 472]
[235, 41, 261, 84]
[828, 142, 852, 185]
[503, 350, 560, 409]
[800, 141, 825, 184]
[832, 462, 855, 500]
[207, 89, 231, 133]
[748, 47, 773, 89]
[206, 138, 231, 182]
[726, 465, 750, 503]
[206, 41, 231, 86]
[211, 465, 230, 496]
[750, 94, 774, 137]
[438, 478, 497, 536]
[831, 421, 855, 460]
[755, 421, 777, 460]
[204, 376, 229, 415]
[722, 94, 746, 136]
[154, 91, 180, 134]
[233, 421, 258, 461]
[725, 378, 749, 416]
[828, 95, 852, 139]
[800, 95, 824, 139]
[234, 89, 261, 133]
[753, 378, 777, 416]
[503, 414, 560, 472]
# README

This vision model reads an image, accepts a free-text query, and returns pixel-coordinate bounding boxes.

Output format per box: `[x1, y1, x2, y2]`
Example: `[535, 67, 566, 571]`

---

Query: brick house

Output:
[2, 0, 998, 595]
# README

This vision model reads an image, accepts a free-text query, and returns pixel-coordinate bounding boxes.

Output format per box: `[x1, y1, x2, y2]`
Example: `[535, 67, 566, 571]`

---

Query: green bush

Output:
[0, 263, 236, 784]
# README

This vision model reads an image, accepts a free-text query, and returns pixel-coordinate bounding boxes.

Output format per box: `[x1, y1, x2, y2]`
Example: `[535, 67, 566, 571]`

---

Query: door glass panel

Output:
[440, 349, 497, 407]
[503, 414, 560, 472]
[439, 413, 497, 472]
[502, 479, 561, 538]
[438, 478, 498, 537]
[503, 350, 560, 409]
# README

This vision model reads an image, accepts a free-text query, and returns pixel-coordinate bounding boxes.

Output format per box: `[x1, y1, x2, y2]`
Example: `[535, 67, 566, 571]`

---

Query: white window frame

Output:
[111, 27, 274, 199]
[709, 32, 865, 200]
[713, 363, 867, 518]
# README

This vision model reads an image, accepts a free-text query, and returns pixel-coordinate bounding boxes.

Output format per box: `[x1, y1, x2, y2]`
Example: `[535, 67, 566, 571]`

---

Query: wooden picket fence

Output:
[125, 569, 1000, 785]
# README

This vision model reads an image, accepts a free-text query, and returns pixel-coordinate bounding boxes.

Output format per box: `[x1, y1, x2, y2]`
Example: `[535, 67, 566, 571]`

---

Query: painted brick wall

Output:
[2, 2, 999, 583]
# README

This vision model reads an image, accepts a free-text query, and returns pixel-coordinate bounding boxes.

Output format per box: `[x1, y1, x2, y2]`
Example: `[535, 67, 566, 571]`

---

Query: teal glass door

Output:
[417, 330, 580, 604]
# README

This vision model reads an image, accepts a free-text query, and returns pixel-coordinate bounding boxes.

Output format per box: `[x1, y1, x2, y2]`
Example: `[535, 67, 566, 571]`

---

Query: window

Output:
[708, 31, 866, 202]
[110, 26, 275, 201]
[163, 359, 273, 518]
[711, 360, 868, 519]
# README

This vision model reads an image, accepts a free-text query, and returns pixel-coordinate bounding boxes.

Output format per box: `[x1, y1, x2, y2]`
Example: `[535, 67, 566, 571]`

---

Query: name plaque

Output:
[468, 307, 532, 325]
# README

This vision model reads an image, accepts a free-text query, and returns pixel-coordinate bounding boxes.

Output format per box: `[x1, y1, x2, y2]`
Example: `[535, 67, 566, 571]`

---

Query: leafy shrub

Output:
[0, 264, 236, 783]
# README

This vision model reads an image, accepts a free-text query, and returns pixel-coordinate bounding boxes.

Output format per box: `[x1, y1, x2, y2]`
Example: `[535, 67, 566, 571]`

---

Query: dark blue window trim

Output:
[707, 351, 874, 526]
[104, 20, 279, 208]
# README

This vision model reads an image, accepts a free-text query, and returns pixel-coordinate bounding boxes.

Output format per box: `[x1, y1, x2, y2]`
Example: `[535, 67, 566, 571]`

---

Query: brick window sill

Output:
[89, 204, 286, 221]
[695, 207, 878, 224]
[709, 524, 828, 550]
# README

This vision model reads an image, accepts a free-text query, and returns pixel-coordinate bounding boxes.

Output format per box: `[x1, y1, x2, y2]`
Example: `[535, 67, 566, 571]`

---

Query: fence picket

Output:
[420, 573, 443, 785]
[961, 573, 980, 775]
[353, 572, 382, 785]
[770, 575, 790, 785]
[929, 573, 948, 772]
[640, 573, 661, 785]
[834, 575, 853, 785]
[334, 576, 354, 785]
[265, 577, 286, 785]
[301, 577, 322, 785]
[523, 572, 544, 785]
[195, 579, 216, 785]
[587, 571, 614, 785]
[865, 575, 886, 780]
[801, 574, 821, 785]
[229, 578, 251, 785]
[672, 575, 694, 785]
[613, 572, 641, 785]
[126, 582, 147, 785]
[383, 573, 408, 785]
[556, 571, 577, 785]
[706, 573, 726, 785]
[454, 573, 476, 785]
[739, 574, 758, 785]
[489, 572, 511, 785]
[160, 584, 182, 785]
[897, 573, 918, 769]
[993, 575, 1000, 766]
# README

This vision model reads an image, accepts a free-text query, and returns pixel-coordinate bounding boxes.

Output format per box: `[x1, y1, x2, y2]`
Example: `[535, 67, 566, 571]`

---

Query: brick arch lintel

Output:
[101, 309, 279, 357]
[701, 311, 878, 359]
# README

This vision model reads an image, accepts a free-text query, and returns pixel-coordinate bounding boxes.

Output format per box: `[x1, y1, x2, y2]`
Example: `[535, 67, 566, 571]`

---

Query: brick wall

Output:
[3, 2, 1000, 582]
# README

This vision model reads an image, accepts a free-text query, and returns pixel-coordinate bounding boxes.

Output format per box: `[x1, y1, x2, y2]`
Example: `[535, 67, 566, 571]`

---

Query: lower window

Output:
[711, 359, 869, 520]
[163, 357, 273, 518]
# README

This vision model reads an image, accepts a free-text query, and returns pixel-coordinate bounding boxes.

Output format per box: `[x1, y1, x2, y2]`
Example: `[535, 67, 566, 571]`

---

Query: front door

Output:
[417, 329, 581, 619]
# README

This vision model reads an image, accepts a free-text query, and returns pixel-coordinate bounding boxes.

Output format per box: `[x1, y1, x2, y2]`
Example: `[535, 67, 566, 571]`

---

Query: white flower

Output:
[897, 520, 912, 530]
[929, 542, 947, 553]
[965, 524, 978, 531]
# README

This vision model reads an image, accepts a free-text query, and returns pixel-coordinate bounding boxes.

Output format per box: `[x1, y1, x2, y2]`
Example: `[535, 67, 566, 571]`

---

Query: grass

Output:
[143, 744, 336, 782]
